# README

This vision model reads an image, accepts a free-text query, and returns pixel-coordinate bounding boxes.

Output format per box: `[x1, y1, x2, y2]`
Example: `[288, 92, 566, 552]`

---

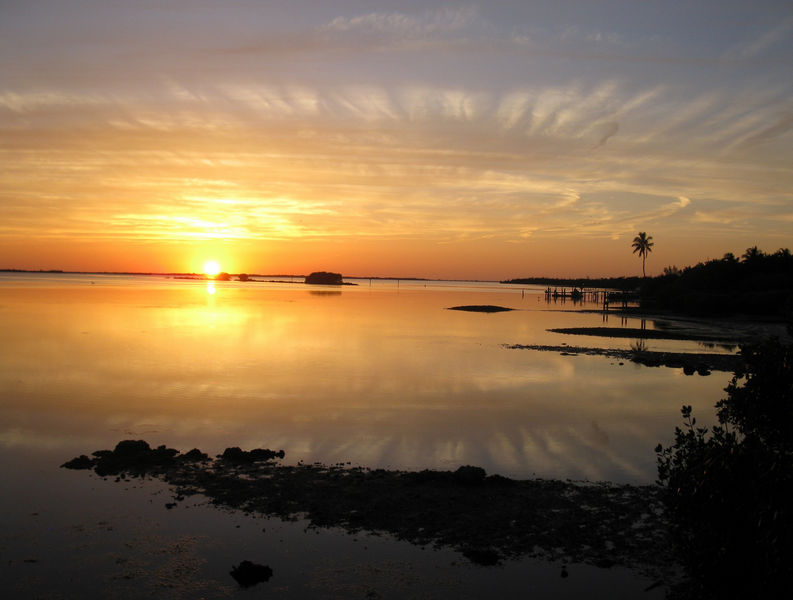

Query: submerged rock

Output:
[62, 440, 182, 476]
[230, 560, 273, 587]
[61, 454, 93, 470]
[219, 447, 285, 463]
[180, 448, 210, 462]
[462, 547, 501, 566]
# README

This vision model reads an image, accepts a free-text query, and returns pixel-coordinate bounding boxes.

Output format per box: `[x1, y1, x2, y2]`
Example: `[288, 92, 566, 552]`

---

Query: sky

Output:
[1, 0, 791, 279]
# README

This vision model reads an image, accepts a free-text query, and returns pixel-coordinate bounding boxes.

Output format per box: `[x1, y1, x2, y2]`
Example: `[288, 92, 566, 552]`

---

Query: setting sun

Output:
[203, 260, 221, 277]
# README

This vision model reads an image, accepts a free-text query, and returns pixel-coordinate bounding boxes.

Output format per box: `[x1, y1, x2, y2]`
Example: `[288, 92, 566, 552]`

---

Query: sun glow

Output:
[203, 260, 221, 277]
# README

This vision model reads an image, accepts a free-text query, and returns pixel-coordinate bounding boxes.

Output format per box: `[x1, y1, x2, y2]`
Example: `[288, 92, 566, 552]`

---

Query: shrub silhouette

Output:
[656, 339, 793, 598]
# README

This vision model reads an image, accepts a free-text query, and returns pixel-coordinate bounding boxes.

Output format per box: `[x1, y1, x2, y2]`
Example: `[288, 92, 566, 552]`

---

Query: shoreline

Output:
[62, 441, 678, 584]
[504, 343, 742, 374]
[546, 326, 741, 344]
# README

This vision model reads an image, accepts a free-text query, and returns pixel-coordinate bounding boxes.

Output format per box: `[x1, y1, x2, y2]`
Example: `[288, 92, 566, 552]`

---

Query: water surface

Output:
[1, 273, 727, 483]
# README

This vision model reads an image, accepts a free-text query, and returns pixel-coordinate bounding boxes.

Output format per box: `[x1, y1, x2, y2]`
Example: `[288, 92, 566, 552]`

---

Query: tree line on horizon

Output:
[504, 245, 793, 319]
[640, 246, 793, 318]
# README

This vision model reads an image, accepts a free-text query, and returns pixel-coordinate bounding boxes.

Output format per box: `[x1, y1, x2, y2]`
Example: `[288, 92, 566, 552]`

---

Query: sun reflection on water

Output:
[0, 278, 731, 483]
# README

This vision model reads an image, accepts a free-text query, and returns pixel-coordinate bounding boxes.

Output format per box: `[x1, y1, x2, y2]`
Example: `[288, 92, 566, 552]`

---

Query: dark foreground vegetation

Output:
[655, 337, 793, 598]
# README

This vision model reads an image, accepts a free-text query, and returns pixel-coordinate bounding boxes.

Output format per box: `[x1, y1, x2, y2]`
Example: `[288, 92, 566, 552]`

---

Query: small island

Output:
[304, 271, 357, 286]
[304, 271, 342, 285]
[448, 305, 514, 313]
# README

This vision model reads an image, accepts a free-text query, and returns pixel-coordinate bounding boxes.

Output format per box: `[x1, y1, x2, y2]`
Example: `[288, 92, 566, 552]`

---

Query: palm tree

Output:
[741, 246, 763, 264]
[632, 232, 654, 277]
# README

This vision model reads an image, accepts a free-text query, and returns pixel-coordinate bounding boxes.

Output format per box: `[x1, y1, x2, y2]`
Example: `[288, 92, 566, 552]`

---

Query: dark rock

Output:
[485, 474, 517, 486]
[113, 440, 152, 456]
[453, 465, 486, 484]
[249, 448, 285, 462]
[62, 440, 182, 476]
[61, 454, 94, 470]
[220, 447, 285, 463]
[152, 445, 180, 461]
[180, 448, 209, 462]
[462, 547, 501, 565]
[220, 447, 246, 462]
[230, 560, 273, 587]
[407, 469, 449, 484]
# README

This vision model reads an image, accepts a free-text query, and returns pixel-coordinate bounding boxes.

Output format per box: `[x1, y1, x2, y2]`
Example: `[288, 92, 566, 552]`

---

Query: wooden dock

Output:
[543, 287, 639, 310]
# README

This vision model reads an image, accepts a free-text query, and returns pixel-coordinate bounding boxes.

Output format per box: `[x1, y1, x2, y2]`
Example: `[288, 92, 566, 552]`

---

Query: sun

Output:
[203, 260, 221, 278]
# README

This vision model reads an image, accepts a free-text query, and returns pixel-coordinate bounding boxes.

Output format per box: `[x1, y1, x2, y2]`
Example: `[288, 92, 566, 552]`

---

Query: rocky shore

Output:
[62, 441, 677, 586]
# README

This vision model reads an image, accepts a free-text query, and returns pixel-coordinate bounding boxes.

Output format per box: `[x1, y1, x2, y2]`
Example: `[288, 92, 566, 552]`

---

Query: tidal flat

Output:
[62, 440, 674, 576]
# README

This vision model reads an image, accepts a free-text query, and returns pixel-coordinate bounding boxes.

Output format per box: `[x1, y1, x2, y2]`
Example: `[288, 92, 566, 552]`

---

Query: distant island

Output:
[304, 271, 357, 286]
[305, 271, 343, 285]
[502, 276, 642, 290]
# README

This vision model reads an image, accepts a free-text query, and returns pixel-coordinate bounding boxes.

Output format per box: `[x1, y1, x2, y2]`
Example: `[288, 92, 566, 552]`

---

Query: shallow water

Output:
[0, 448, 663, 600]
[1, 272, 727, 483]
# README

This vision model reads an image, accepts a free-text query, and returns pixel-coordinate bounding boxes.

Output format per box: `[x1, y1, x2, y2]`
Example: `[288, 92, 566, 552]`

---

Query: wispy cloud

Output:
[320, 6, 478, 36]
[723, 17, 793, 60]
[737, 113, 793, 148]
[1, 75, 790, 247]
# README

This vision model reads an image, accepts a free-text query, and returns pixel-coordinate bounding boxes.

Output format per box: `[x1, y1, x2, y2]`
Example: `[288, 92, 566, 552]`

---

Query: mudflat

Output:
[63, 441, 676, 583]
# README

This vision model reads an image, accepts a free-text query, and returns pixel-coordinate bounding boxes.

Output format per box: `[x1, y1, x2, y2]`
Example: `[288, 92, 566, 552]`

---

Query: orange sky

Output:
[1, 1, 791, 279]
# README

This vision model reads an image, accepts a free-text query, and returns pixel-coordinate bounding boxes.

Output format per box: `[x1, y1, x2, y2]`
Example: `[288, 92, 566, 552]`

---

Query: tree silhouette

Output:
[741, 246, 764, 264]
[655, 339, 793, 598]
[631, 232, 654, 277]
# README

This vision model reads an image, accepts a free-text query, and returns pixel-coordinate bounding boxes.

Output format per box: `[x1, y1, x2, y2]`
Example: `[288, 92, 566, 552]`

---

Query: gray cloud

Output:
[738, 113, 793, 148]
[591, 121, 619, 149]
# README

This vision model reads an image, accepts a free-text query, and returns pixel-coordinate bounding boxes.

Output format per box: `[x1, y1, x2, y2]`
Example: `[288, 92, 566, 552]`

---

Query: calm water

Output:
[1, 272, 731, 597]
[1, 272, 727, 483]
